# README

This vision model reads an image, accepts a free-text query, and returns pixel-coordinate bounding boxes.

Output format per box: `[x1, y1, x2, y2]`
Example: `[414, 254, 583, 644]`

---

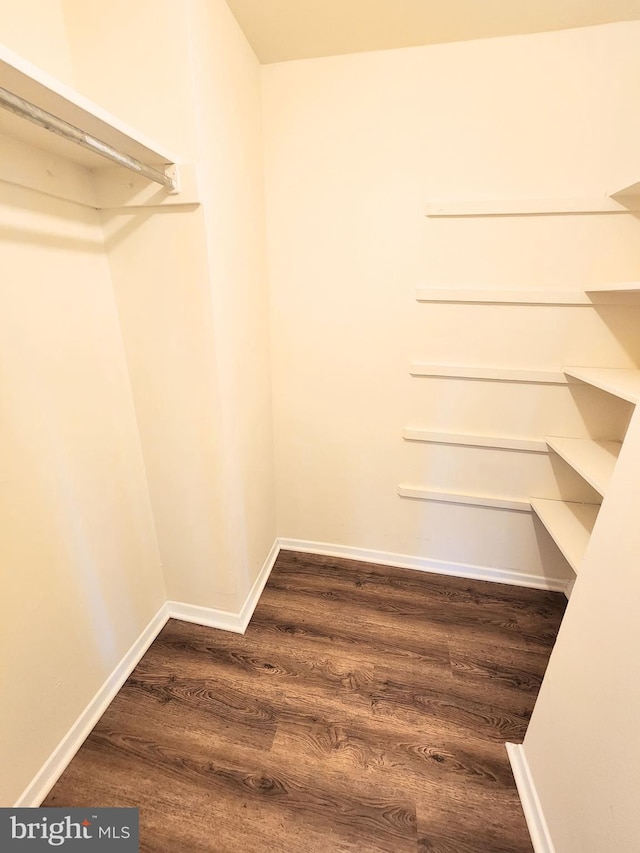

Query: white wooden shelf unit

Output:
[405, 327, 640, 577]
[409, 194, 640, 577]
[529, 364, 640, 573]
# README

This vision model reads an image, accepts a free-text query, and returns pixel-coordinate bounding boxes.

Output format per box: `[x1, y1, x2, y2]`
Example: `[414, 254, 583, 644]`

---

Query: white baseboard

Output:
[167, 538, 281, 634]
[14, 540, 281, 808]
[237, 538, 281, 631]
[166, 600, 247, 633]
[506, 743, 556, 853]
[14, 602, 170, 808]
[278, 538, 568, 592]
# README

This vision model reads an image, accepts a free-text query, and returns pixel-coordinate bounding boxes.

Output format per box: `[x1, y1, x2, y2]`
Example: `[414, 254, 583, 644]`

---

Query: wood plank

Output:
[415, 288, 592, 305]
[585, 281, 640, 293]
[45, 552, 566, 852]
[398, 486, 531, 512]
[403, 428, 547, 453]
[563, 366, 640, 403]
[424, 197, 640, 216]
[530, 498, 600, 573]
[410, 363, 569, 384]
[546, 436, 621, 496]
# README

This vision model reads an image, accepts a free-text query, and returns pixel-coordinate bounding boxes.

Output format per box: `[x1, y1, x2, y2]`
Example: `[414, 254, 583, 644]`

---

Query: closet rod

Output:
[0, 86, 176, 191]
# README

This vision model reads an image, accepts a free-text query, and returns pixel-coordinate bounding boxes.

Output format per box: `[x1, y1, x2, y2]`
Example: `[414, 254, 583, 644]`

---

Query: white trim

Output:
[410, 364, 569, 384]
[167, 539, 280, 634]
[506, 743, 556, 853]
[402, 428, 547, 453]
[14, 603, 170, 808]
[398, 486, 532, 513]
[415, 288, 592, 305]
[167, 600, 247, 633]
[237, 539, 280, 631]
[277, 538, 567, 592]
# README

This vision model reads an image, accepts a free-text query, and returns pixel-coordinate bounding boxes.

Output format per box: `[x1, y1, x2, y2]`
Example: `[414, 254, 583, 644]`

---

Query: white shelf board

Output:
[546, 437, 621, 496]
[410, 364, 569, 384]
[585, 282, 640, 293]
[424, 197, 640, 217]
[415, 288, 592, 305]
[563, 367, 640, 404]
[398, 486, 531, 512]
[610, 179, 640, 198]
[403, 429, 547, 453]
[530, 498, 600, 573]
[0, 43, 178, 170]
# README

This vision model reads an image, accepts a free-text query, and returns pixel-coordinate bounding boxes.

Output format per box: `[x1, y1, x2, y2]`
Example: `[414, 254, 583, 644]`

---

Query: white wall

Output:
[0, 0, 276, 805]
[262, 22, 640, 581]
[61, 0, 277, 610]
[0, 0, 74, 83]
[0, 4, 166, 805]
[186, 0, 277, 597]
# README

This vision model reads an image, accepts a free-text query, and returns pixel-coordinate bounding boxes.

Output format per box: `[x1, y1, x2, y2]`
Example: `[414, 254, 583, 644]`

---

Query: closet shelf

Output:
[398, 486, 531, 512]
[0, 43, 198, 208]
[415, 285, 640, 304]
[402, 429, 547, 453]
[531, 498, 600, 574]
[611, 178, 640, 198]
[424, 197, 640, 217]
[425, 175, 640, 218]
[585, 282, 640, 293]
[546, 437, 621, 496]
[415, 288, 592, 305]
[411, 364, 570, 384]
[563, 367, 640, 404]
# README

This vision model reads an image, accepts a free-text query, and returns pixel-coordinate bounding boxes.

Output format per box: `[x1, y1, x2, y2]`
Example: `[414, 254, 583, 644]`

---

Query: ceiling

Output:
[225, 0, 640, 64]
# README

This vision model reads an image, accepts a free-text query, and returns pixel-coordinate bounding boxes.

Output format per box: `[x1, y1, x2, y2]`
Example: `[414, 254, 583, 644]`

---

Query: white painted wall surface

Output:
[0, 0, 74, 83]
[0, 142, 165, 805]
[262, 22, 640, 580]
[61, 0, 277, 612]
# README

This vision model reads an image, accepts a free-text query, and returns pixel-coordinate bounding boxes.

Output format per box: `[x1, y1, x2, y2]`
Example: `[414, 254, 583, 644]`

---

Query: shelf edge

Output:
[398, 486, 531, 512]
[411, 364, 570, 384]
[403, 429, 548, 453]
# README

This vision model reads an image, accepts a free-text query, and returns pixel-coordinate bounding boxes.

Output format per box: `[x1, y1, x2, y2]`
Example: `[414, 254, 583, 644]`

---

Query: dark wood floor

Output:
[45, 552, 566, 852]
